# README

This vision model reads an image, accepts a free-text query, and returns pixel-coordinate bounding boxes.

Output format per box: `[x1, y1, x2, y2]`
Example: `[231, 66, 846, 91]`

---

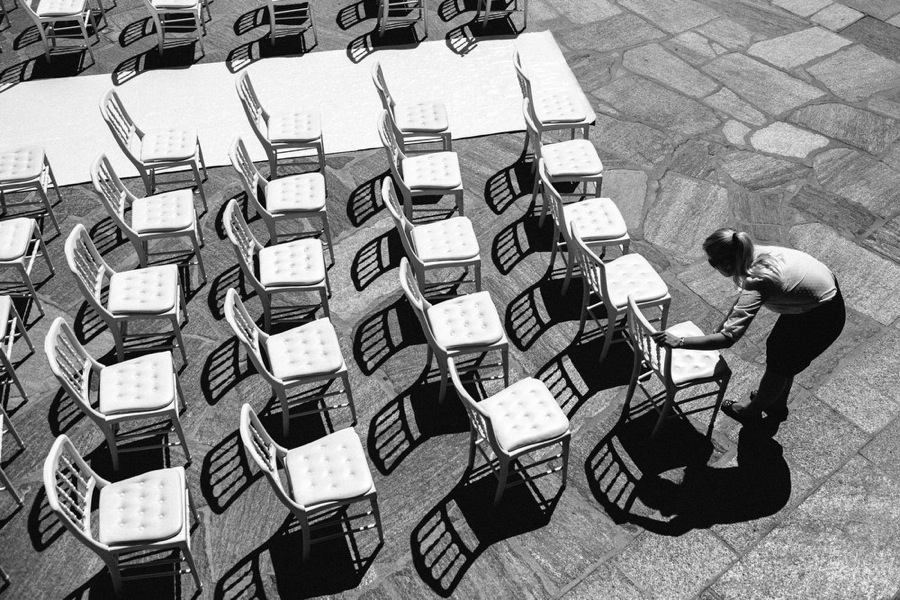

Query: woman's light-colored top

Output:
[719, 245, 837, 341]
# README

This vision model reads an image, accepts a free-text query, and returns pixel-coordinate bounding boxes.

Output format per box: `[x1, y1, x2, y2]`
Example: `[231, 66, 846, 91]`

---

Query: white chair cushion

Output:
[131, 189, 196, 233]
[0, 147, 44, 182]
[284, 427, 374, 507]
[479, 378, 569, 453]
[0, 296, 10, 341]
[98, 467, 185, 545]
[393, 101, 450, 134]
[36, 0, 85, 16]
[99, 352, 176, 415]
[265, 173, 326, 213]
[426, 291, 504, 351]
[108, 265, 179, 315]
[532, 92, 589, 124]
[604, 254, 669, 309]
[543, 139, 603, 178]
[267, 110, 322, 143]
[152, 0, 199, 8]
[0, 218, 35, 262]
[410, 217, 479, 262]
[265, 318, 344, 379]
[563, 198, 627, 241]
[258, 238, 326, 287]
[401, 152, 462, 191]
[140, 129, 198, 162]
[655, 321, 724, 386]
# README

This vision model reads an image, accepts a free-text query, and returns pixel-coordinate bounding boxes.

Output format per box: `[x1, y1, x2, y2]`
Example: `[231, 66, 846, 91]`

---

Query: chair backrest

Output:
[371, 61, 396, 113]
[539, 159, 568, 237]
[224, 288, 277, 382]
[521, 98, 544, 157]
[380, 178, 417, 261]
[570, 223, 610, 303]
[229, 137, 268, 215]
[99, 89, 142, 163]
[44, 318, 104, 423]
[235, 72, 268, 139]
[19, 0, 43, 24]
[377, 110, 406, 178]
[512, 51, 532, 99]
[398, 257, 439, 347]
[222, 198, 264, 284]
[90, 154, 137, 239]
[447, 358, 495, 449]
[64, 224, 113, 320]
[238, 404, 301, 510]
[43, 435, 109, 554]
[626, 295, 671, 382]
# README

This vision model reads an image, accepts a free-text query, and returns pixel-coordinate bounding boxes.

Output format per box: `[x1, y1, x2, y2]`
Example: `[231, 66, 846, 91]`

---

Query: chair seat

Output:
[563, 198, 627, 241]
[99, 352, 176, 415]
[532, 92, 589, 125]
[131, 189, 196, 233]
[0, 218, 35, 262]
[394, 101, 449, 134]
[36, 0, 86, 16]
[258, 238, 326, 287]
[0, 296, 10, 340]
[0, 147, 44, 183]
[427, 291, 504, 351]
[152, 0, 199, 8]
[604, 254, 669, 309]
[480, 378, 570, 452]
[410, 217, 479, 262]
[267, 110, 322, 143]
[543, 139, 603, 179]
[140, 129, 198, 163]
[284, 427, 375, 507]
[402, 152, 462, 190]
[98, 467, 185, 545]
[265, 318, 344, 380]
[655, 321, 724, 386]
[108, 265, 179, 315]
[266, 173, 326, 213]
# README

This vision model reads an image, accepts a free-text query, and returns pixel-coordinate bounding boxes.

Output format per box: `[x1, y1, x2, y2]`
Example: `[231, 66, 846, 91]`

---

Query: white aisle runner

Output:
[0, 31, 591, 186]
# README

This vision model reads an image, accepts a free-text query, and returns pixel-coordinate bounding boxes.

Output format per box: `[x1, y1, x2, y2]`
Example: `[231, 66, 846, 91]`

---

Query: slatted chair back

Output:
[377, 110, 407, 177]
[512, 51, 532, 98]
[399, 257, 441, 346]
[235, 72, 267, 133]
[64, 225, 113, 321]
[371, 61, 396, 112]
[43, 435, 109, 554]
[90, 154, 138, 238]
[381, 178, 416, 259]
[45, 318, 104, 423]
[222, 199, 263, 284]
[540, 160, 567, 235]
[447, 358, 494, 451]
[571, 223, 610, 303]
[229, 137, 268, 215]
[100, 90, 142, 163]
[239, 404, 300, 509]
[626, 295, 671, 383]
[224, 289, 279, 384]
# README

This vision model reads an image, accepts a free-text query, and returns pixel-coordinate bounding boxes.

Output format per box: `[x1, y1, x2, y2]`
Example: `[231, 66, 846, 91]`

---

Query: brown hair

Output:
[703, 228, 781, 286]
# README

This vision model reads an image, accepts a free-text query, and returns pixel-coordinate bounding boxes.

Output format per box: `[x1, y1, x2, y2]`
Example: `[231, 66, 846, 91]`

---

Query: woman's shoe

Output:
[721, 400, 762, 425]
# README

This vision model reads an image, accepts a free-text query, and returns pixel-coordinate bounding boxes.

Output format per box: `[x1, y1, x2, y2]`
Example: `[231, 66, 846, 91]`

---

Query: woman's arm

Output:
[650, 330, 733, 350]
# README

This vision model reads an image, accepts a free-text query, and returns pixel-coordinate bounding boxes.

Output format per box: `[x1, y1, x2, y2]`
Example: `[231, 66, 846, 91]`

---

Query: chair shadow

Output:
[27, 487, 65, 551]
[0, 49, 90, 93]
[226, 28, 317, 73]
[585, 408, 790, 536]
[483, 155, 531, 215]
[200, 337, 247, 406]
[47, 388, 85, 436]
[208, 264, 244, 321]
[346, 26, 423, 64]
[490, 209, 550, 276]
[73, 302, 107, 346]
[437, 0, 478, 21]
[200, 429, 259, 514]
[214, 514, 381, 600]
[504, 275, 581, 351]
[60, 561, 191, 600]
[346, 172, 385, 227]
[367, 366, 469, 474]
[336, 0, 376, 30]
[89, 216, 126, 256]
[233, 6, 265, 35]
[445, 14, 520, 56]
[350, 229, 403, 292]
[410, 471, 561, 597]
[118, 16, 154, 47]
[351, 297, 425, 376]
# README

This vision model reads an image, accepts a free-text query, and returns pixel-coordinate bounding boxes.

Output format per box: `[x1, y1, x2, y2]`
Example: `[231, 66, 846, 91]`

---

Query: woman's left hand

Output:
[650, 330, 681, 348]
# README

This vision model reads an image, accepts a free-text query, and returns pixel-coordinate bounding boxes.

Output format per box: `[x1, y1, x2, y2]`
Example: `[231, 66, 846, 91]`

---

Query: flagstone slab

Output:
[790, 184, 877, 237]
[664, 32, 721, 66]
[863, 215, 900, 264]
[790, 222, 900, 326]
[773, 0, 831, 17]
[712, 455, 900, 600]
[604, 170, 648, 234]
[807, 45, 900, 102]
[860, 416, 900, 483]
[721, 150, 810, 190]
[747, 26, 852, 69]
[702, 54, 826, 116]
[565, 563, 648, 599]
[789, 103, 900, 155]
[884, 144, 900, 171]
[622, 43, 719, 98]
[734, 187, 794, 243]
[703, 88, 768, 126]
[697, 0, 811, 38]
[811, 2, 865, 30]
[561, 13, 665, 52]
[814, 148, 900, 218]
[594, 75, 720, 136]
[840, 16, 900, 62]
[618, 0, 718, 33]
[838, 0, 900, 21]
[695, 17, 758, 50]
[544, 0, 620, 23]
[590, 113, 677, 169]
[644, 174, 731, 260]
[868, 96, 900, 120]
[723, 120, 750, 145]
[750, 122, 829, 158]
[669, 139, 727, 181]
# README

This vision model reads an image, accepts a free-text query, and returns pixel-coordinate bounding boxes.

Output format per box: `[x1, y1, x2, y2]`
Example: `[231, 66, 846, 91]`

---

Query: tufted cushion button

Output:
[0, 147, 45, 182]
[649, 321, 724, 385]
[107, 265, 179, 315]
[602, 254, 669, 308]
[99, 352, 176, 414]
[532, 91, 589, 124]
[426, 291, 504, 351]
[410, 216, 480, 262]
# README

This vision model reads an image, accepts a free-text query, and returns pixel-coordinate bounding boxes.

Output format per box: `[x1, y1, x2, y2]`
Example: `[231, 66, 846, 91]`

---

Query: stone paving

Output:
[1, 0, 900, 598]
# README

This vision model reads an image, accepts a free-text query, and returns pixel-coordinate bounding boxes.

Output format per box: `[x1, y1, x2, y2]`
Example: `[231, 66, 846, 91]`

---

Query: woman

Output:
[650, 228, 845, 425]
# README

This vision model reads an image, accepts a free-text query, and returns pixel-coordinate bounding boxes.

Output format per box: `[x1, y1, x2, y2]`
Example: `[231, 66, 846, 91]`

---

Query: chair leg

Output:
[342, 372, 357, 425]
[370, 495, 384, 544]
[16, 264, 43, 315]
[0, 466, 22, 507]
[106, 428, 121, 471]
[190, 232, 206, 284]
[466, 429, 477, 472]
[170, 315, 188, 364]
[561, 250, 575, 295]
[0, 404, 24, 449]
[191, 162, 207, 213]
[277, 388, 291, 436]
[436, 356, 449, 403]
[493, 457, 509, 505]
[577, 283, 590, 336]
[82, 14, 96, 63]
[651, 388, 676, 439]
[454, 190, 464, 217]
[181, 543, 203, 591]
[261, 295, 272, 333]
[38, 229, 54, 273]
[321, 214, 335, 265]
[560, 436, 570, 486]
[622, 353, 642, 418]
[11, 304, 33, 352]
[501, 346, 509, 387]
[106, 558, 124, 595]
[318, 288, 330, 317]
[175, 368, 188, 413]
[598, 307, 618, 363]
[473, 262, 482, 292]
[300, 516, 311, 560]
[111, 322, 126, 361]
[172, 415, 191, 465]
[36, 187, 60, 234]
